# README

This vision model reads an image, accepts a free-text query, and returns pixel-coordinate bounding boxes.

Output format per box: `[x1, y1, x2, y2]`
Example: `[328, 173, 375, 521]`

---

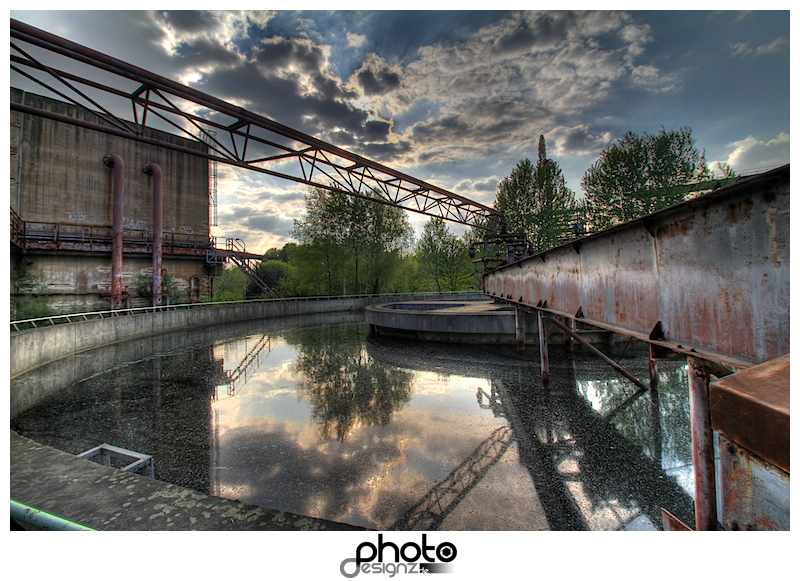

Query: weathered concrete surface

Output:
[11, 88, 208, 235]
[365, 300, 615, 345]
[11, 293, 481, 378]
[10, 430, 366, 531]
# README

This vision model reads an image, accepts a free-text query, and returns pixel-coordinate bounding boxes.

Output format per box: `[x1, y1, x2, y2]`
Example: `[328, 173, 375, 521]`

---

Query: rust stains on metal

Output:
[658, 214, 696, 239]
[484, 166, 790, 367]
[660, 509, 693, 531]
[710, 354, 790, 473]
[726, 198, 754, 225]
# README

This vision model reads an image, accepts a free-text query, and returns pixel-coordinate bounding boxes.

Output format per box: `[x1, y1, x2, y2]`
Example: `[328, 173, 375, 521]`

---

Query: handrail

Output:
[10, 290, 484, 332]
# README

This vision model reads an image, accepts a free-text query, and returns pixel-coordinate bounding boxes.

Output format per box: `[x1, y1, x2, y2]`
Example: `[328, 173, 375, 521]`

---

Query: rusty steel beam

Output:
[545, 314, 649, 391]
[688, 356, 718, 531]
[710, 354, 789, 474]
[10, 19, 504, 232]
[485, 166, 790, 367]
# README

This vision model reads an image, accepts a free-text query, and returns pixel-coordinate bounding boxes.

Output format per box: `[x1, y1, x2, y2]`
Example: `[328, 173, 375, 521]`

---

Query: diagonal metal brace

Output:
[545, 315, 648, 391]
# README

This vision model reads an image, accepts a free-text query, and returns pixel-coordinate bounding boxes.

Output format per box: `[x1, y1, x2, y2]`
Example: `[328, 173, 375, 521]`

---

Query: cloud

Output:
[729, 35, 789, 59]
[720, 132, 790, 171]
[346, 32, 367, 48]
[548, 125, 614, 156]
[755, 36, 789, 56]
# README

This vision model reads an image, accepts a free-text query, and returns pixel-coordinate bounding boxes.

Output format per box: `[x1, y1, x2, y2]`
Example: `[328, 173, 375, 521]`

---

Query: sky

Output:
[8, 8, 792, 254]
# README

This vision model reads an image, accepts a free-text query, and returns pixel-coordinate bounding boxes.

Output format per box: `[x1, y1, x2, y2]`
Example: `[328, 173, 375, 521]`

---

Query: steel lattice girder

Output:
[484, 166, 790, 368]
[10, 19, 504, 232]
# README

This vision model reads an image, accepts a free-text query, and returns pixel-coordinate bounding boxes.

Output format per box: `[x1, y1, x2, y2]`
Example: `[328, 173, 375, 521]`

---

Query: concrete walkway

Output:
[10, 430, 366, 531]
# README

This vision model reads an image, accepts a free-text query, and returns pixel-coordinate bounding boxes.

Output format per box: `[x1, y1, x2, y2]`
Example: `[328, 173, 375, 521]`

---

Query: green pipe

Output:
[10, 500, 97, 531]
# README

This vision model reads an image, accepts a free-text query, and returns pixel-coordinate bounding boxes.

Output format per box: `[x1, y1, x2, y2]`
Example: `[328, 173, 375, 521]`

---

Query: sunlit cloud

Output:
[718, 132, 790, 172]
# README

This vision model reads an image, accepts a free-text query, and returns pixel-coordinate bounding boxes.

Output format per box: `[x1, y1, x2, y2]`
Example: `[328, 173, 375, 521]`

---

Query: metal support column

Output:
[515, 305, 526, 350]
[648, 344, 660, 389]
[537, 310, 549, 385]
[565, 317, 575, 352]
[546, 315, 648, 391]
[688, 356, 718, 531]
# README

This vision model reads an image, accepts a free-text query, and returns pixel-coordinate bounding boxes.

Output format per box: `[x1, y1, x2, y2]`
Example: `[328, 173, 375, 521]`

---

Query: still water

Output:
[11, 314, 696, 531]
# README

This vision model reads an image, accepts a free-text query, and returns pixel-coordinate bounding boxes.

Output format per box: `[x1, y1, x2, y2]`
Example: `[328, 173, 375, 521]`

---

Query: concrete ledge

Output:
[10, 293, 481, 378]
[366, 300, 616, 345]
[10, 430, 366, 531]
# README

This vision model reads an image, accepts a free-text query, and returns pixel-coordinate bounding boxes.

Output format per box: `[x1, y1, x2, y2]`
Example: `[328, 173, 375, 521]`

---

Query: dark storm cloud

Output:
[256, 37, 326, 73]
[549, 125, 613, 156]
[244, 214, 293, 234]
[160, 10, 220, 35]
[356, 140, 413, 163]
[411, 115, 472, 144]
[362, 120, 392, 142]
[356, 67, 401, 96]
[493, 12, 568, 54]
[312, 74, 359, 101]
[198, 61, 369, 141]
[173, 36, 242, 69]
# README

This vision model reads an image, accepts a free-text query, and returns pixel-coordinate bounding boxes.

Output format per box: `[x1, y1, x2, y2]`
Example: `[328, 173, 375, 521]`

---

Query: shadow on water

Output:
[367, 336, 696, 531]
[11, 318, 695, 530]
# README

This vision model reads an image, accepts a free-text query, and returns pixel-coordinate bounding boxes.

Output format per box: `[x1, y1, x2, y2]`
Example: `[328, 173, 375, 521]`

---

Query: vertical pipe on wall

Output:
[103, 154, 124, 309]
[143, 163, 163, 308]
[688, 356, 718, 530]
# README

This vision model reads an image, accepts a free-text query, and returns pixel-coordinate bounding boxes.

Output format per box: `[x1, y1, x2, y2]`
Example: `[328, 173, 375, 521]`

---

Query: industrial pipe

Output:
[103, 154, 124, 309]
[11, 500, 97, 531]
[143, 163, 163, 308]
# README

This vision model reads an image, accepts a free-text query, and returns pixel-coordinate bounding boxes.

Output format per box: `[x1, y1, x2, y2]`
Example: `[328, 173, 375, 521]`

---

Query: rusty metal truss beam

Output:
[485, 166, 790, 368]
[10, 19, 504, 232]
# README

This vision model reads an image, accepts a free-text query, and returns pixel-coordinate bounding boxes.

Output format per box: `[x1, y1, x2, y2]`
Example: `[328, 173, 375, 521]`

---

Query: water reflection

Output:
[285, 325, 413, 441]
[11, 319, 696, 530]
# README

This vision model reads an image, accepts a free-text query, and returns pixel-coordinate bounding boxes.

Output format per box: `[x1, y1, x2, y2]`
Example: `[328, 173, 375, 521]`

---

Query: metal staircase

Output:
[225, 238, 280, 300]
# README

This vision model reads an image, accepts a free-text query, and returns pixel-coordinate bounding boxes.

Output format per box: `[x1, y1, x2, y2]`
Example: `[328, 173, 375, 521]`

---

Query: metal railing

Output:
[10, 290, 484, 332]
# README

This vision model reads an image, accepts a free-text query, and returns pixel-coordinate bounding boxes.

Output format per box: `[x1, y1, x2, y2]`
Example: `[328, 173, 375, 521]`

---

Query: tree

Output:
[416, 217, 475, 292]
[212, 265, 248, 302]
[291, 188, 414, 295]
[495, 136, 577, 253]
[582, 126, 712, 231]
[291, 188, 350, 295]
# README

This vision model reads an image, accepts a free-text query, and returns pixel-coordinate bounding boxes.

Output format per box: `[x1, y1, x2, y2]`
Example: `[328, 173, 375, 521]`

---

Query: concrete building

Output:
[10, 88, 223, 318]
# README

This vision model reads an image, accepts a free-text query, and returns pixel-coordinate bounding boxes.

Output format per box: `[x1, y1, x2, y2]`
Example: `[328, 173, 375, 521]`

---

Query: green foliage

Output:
[291, 188, 414, 296]
[415, 218, 475, 292]
[495, 136, 578, 253]
[582, 126, 712, 231]
[212, 265, 248, 302]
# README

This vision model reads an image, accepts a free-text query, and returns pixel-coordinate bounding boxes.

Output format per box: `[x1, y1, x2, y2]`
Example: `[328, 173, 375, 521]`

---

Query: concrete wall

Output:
[12, 253, 212, 314]
[10, 88, 214, 313]
[10, 88, 209, 236]
[10, 293, 483, 379]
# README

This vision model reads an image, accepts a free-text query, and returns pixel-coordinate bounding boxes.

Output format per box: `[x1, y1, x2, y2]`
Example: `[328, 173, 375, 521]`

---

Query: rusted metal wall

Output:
[485, 166, 790, 367]
[10, 88, 209, 239]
